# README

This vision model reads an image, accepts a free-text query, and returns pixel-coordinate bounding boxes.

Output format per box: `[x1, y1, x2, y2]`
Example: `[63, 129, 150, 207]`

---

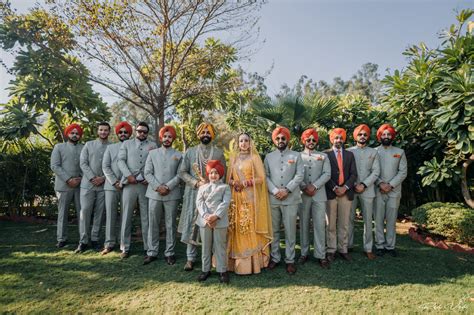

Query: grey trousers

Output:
[186, 243, 198, 262]
[104, 189, 122, 248]
[270, 204, 299, 264]
[298, 197, 327, 259]
[56, 189, 81, 242]
[147, 199, 179, 257]
[348, 194, 375, 253]
[326, 195, 352, 254]
[79, 188, 105, 244]
[375, 194, 401, 250]
[200, 226, 227, 273]
[120, 184, 149, 252]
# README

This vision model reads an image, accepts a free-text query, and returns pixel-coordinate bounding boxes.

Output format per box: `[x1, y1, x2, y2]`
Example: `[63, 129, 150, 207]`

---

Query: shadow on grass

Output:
[1, 220, 473, 305]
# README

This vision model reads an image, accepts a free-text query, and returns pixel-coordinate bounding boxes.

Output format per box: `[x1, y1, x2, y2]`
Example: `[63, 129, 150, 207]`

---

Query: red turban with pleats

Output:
[377, 124, 396, 141]
[329, 128, 347, 143]
[353, 124, 371, 140]
[272, 126, 291, 144]
[301, 128, 319, 144]
[64, 123, 83, 137]
[159, 125, 177, 141]
[114, 121, 133, 135]
[205, 160, 225, 178]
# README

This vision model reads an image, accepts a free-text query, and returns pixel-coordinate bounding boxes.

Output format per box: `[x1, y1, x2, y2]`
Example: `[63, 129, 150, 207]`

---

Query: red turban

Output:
[272, 126, 291, 144]
[114, 121, 133, 135]
[205, 160, 225, 178]
[353, 124, 371, 140]
[377, 124, 396, 141]
[329, 128, 347, 143]
[64, 123, 83, 137]
[159, 125, 177, 141]
[301, 128, 319, 144]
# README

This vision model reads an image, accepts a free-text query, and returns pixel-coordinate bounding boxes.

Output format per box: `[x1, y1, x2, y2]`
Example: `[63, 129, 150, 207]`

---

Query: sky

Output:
[1, 0, 472, 105]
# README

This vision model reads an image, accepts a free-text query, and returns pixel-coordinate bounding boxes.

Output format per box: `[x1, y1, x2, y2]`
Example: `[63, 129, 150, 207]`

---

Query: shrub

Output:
[412, 202, 474, 246]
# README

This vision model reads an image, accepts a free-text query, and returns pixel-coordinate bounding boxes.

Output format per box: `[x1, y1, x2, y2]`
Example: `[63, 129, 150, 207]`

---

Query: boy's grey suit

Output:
[298, 151, 331, 259]
[347, 145, 380, 253]
[79, 139, 109, 245]
[102, 142, 124, 249]
[117, 138, 157, 252]
[374, 145, 407, 250]
[144, 147, 182, 258]
[196, 182, 231, 273]
[50, 142, 83, 242]
[264, 149, 304, 264]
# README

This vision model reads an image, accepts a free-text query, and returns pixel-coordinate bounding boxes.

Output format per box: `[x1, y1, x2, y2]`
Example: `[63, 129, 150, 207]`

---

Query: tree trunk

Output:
[48, 108, 66, 142]
[181, 125, 188, 152]
[461, 154, 474, 208]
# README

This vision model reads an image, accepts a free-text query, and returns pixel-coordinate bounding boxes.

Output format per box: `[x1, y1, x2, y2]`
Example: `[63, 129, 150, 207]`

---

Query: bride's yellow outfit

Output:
[227, 138, 272, 275]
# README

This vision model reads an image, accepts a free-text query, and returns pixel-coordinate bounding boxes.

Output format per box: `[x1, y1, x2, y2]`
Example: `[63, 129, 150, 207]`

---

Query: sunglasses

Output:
[118, 131, 129, 135]
[276, 136, 286, 141]
[69, 132, 79, 135]
[305, 138, 317, 143]
[358, 133, 368, 137]
[136, 129, 148, 134]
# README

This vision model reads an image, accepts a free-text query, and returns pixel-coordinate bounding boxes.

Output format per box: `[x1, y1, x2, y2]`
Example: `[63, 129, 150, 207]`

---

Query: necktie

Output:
[337, 150, 344, 185]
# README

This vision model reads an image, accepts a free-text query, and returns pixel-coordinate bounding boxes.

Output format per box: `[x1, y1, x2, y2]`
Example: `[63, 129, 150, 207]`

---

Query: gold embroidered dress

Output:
[227, 142, 272, 275]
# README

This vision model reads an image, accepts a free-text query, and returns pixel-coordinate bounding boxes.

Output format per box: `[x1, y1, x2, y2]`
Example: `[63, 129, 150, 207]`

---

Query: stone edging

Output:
[408, 226, 474, 255]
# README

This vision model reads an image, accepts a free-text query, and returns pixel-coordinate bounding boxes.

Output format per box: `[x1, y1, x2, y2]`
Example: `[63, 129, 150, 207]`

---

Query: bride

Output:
[227, 133, 272, 275]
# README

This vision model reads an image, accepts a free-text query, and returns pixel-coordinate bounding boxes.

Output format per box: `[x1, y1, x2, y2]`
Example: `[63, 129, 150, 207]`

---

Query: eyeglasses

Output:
[305, 138, 317, 143]
[69, 132, 79, 135]
[358, 133, 368, 137]
[136, 129, 148, 134]
[275, 136, 286, 141]
[118, 131, 129, 135]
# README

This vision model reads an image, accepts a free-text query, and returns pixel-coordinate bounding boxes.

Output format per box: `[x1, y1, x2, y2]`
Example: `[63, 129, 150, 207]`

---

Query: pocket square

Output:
[288, 159, 296, 164]
[393, 154, 401, 158]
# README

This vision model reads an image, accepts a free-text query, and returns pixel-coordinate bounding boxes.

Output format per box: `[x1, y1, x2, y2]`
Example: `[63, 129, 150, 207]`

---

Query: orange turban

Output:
[377, 124, 396, 141]
[353, 124, 371, 140]
[159, 125, 177, 141]
[206, 160, 225, 178]
[114, 121, 133, 135]
[301, 128, 319, 144]
[64, 123, 83, 137]
[196, 123, 216, 140]
[272, 126, 291, 143]
[329, 128, 347, 143]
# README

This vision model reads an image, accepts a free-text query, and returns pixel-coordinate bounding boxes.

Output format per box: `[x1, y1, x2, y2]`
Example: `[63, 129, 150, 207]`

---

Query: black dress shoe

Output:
[386, 249, 398, 257]
[184, 260, 194, 271]
[219, 272, 230, 284]
[56, 241, 67, 248]
[74, 243, 88, 254]
[197, 271, 211, 282]
[375, 248, 385, 256]
[143, 255, 157, 265]
[120, 251, 130, 259]
[286, 263, 297, 275]
[91, 241, 101, 252]
[165, 255, 176, 265]
[348, 247, 354, 253]
[318, 259, 330, 269]
[298, 255, 309, 264]
[267, 260, 279, 270]
[338, 252, 353, 262]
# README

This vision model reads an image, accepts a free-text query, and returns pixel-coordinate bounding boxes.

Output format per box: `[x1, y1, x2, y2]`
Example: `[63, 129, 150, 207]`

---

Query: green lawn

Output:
[0, 220, 473, 313]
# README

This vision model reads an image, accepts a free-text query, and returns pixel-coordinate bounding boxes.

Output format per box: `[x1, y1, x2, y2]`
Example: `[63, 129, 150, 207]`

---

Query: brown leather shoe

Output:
[143, 255, 157, 265]
[120, 251, 130, 259]
[100, 247, 114, 256]
[338, 252, 353, 262]
[326, 252, 336, 262]
[365, 252, 376, 260]
[286, 263, 297, 275]
[298, 255, 309, 264]
[318, 258, 330, 269]
[267, 260, 279, 270]
[165, 255, 176, 265]
[184, 260, 194, 271]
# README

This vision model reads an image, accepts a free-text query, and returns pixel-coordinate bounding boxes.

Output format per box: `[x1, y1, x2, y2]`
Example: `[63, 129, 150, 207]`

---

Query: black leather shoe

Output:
[74, 243, 87, 254]
[91, 241, 101, 252]
[338, 252, 353, 262]
[219, 272, 230, 284]
[120, 251, 130, 259]
[143, 255, 157, 265]
[375, 248, 385, 257]
[56, 241, 67, 248]
[165, 255, 176, 265]
[298, 255, 309, 264]
[386, 249, 398, 257]
[197, 271, 211, 282]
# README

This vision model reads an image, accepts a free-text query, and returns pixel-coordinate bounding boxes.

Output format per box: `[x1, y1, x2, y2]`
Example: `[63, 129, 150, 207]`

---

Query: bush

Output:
[412, 202, 474, 246]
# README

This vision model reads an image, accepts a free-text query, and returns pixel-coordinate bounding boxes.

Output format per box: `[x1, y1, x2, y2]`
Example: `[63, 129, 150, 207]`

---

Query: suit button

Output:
[281, 176, 283, 178]
[309, 167, 311, 169]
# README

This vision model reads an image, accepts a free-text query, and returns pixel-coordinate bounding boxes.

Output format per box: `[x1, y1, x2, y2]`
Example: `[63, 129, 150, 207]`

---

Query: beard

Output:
[277, 142, 287, 151]
[381, 138, 393, 146]
[200, 136, 211, 145]
[162, 141, 172, 148]
[357, 139, 367, 145]
[305, 143, 315, 150]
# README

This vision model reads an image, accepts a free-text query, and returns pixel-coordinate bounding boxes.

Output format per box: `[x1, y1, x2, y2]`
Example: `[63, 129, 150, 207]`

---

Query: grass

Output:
[0, 220, 473, 313]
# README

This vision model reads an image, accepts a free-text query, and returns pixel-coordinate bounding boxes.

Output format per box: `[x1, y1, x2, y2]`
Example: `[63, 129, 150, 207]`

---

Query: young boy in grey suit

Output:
[196, 160, 231, 284]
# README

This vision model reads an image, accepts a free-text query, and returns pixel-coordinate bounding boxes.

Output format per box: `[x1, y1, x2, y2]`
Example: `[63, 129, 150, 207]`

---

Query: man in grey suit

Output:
[374, 124, 407, 257]
[101, 121, 132, 255]
[325, 128, 358, 262]
[75, 122, 111, 253]
[51, 123, 84, 248]
[178, 123, 226, 271]
[118, 121, 157, 259]
[298, 128, 331, 268]
[264, 126, 304, 275]
[347, 124, 380, 260]
[143, 126, 182, 265]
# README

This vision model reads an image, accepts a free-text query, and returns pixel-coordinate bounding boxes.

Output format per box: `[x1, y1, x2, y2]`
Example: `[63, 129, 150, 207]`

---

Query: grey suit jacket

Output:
[50, 142, 84, 192]
[80, 139, 110, 191]
[102, 142, 123, 191]
[300, 150, 331, 201]
[347, 145, 380, 198]
[195, 181, 231, 228]
[145, 147, 183, 201]
[375, 145, 408, 198]
[264, 148, 304, 205]
[117, 138, 157, 184]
